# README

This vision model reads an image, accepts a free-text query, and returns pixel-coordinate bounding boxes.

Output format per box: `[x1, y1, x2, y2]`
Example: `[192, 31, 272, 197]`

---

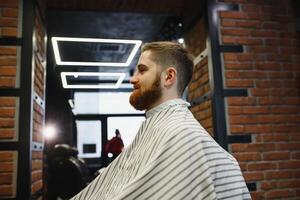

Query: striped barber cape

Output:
[71, 98, 251, 200]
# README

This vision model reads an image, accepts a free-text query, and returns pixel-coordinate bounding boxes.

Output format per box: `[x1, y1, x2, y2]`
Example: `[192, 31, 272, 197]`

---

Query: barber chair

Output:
[47, 144, 90, 199]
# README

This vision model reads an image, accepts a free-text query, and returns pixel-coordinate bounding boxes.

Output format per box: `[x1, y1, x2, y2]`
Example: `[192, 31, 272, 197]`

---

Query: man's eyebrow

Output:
[136, 64, 148, 70]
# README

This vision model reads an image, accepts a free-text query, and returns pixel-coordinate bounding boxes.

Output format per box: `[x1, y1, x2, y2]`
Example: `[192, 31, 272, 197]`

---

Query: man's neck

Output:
[146, 94, 180, 112]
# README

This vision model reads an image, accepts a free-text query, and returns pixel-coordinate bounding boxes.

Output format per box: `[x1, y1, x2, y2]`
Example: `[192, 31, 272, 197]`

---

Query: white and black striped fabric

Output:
[71, 98, 251, 200]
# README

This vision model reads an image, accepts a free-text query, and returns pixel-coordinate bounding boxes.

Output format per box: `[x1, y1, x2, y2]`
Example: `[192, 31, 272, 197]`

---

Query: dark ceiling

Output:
[45, 0, 205, 98]
[46, 0, 189, 14]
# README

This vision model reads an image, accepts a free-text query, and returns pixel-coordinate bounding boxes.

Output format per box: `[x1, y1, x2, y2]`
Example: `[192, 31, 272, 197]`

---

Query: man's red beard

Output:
[129, 76, 162, 111]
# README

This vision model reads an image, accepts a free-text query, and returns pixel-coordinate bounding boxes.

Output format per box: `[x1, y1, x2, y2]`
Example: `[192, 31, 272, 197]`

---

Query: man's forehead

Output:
[137, 51, 156, 68]
[140, 50, 152, 60]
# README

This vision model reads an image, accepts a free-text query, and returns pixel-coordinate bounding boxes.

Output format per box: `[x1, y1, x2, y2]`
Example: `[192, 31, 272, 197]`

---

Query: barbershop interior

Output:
[0, 0, 299, 199]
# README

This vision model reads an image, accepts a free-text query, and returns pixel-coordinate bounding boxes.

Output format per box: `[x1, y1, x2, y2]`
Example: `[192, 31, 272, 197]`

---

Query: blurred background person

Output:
[105, 129, 124, 161]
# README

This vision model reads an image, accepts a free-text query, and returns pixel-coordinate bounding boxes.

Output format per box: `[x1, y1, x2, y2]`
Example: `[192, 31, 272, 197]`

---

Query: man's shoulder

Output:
[157, 117, 205, 137]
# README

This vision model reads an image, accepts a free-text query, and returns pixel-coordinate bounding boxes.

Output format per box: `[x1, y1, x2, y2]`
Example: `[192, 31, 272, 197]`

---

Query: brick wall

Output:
[0, 0, 19, 37]
[0, 46, 18, 88]
[0, 97, 18, 140]
[184, 0, 300, 199]
[185, 18, 214, 136]
[31, 3, 47, 199]
[0, 0, 20, 198]
[0, 0, 47, 199]
[0, 97, 18, 198]
[219, 0, 300, 199]
[0, 151, 17, 198]
[0, 0, 19, 88]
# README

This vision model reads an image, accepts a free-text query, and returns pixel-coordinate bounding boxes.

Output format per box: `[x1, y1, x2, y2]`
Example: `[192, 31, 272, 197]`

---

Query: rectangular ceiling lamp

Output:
[52, 37, 142, 66]
[61, 72, 126, 89]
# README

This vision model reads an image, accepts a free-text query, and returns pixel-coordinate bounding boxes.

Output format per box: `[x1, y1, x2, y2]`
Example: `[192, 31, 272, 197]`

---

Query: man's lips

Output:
[133, 85, 140, 90]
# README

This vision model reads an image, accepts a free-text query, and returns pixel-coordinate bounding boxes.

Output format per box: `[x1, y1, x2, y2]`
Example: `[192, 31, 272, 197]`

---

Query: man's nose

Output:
[130, 74, 138, 84]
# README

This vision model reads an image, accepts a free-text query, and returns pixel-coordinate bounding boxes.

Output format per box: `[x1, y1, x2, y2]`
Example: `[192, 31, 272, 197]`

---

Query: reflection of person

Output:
[71, 42, 251, 199]
[105, 129, 124, 160]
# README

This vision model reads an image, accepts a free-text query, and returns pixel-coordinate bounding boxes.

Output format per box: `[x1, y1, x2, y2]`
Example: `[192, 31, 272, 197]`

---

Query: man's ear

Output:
[163, 67, 177, 87]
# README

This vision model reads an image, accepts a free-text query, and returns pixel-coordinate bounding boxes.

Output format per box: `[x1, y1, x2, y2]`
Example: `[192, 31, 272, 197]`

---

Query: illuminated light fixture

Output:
[68, 99, 74, 109]
[43, 125, 57, 140]
[51, 37, 142, 66]
[108, 153, 113, 158]
[68, 99, 77, 115]
[177, 38, 184, 44]
[61, 72, 126, 89]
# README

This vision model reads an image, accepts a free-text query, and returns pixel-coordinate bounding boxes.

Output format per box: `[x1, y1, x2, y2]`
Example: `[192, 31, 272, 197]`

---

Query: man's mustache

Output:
[133, 84, 140, 90]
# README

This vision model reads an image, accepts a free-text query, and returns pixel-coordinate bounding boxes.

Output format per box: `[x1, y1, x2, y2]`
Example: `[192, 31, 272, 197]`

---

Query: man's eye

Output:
[138, 68, 147, 73]
[136, 65, 148, 74]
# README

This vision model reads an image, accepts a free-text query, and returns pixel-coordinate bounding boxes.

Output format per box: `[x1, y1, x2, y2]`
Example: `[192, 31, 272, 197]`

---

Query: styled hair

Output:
[141, 41, 194, 95]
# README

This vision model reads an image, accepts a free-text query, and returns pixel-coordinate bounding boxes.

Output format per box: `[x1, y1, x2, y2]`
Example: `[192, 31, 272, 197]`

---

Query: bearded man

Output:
[71, 42, 251, 200]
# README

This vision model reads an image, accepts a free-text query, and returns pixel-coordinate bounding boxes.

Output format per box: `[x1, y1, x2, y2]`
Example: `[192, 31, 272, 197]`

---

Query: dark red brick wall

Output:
[0, 0, 19, 198]
[31, 4, 47, 199]
[0, 46, 18, 88]
[185, 0, 300, 199]
[0, 0, 19, 89]
[0, 97, 17, 140]
[0, 0, 19, 37]
[185, 18, 214, 136]
[0, 151, 17, 198]
[222, 0, 299, 199]
[0, 98, 18, 198]
[0, 0, 46, 199]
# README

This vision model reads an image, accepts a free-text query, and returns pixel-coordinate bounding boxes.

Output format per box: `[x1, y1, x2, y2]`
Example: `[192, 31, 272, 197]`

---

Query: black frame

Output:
[205, 0, 255, 192]
[206, 0, 248, 150]
[16, 0, 35, 199]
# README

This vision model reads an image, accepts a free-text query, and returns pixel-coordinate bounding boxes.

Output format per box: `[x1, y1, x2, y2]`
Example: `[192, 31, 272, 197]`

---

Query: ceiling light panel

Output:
[52, 37, 142, 67]
[61, 72, 126, 89]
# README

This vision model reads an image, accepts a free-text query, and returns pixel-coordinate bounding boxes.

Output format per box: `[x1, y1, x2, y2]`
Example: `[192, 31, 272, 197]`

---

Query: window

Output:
[107, 116, 145, 147]
[76, 120, 101, 158]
